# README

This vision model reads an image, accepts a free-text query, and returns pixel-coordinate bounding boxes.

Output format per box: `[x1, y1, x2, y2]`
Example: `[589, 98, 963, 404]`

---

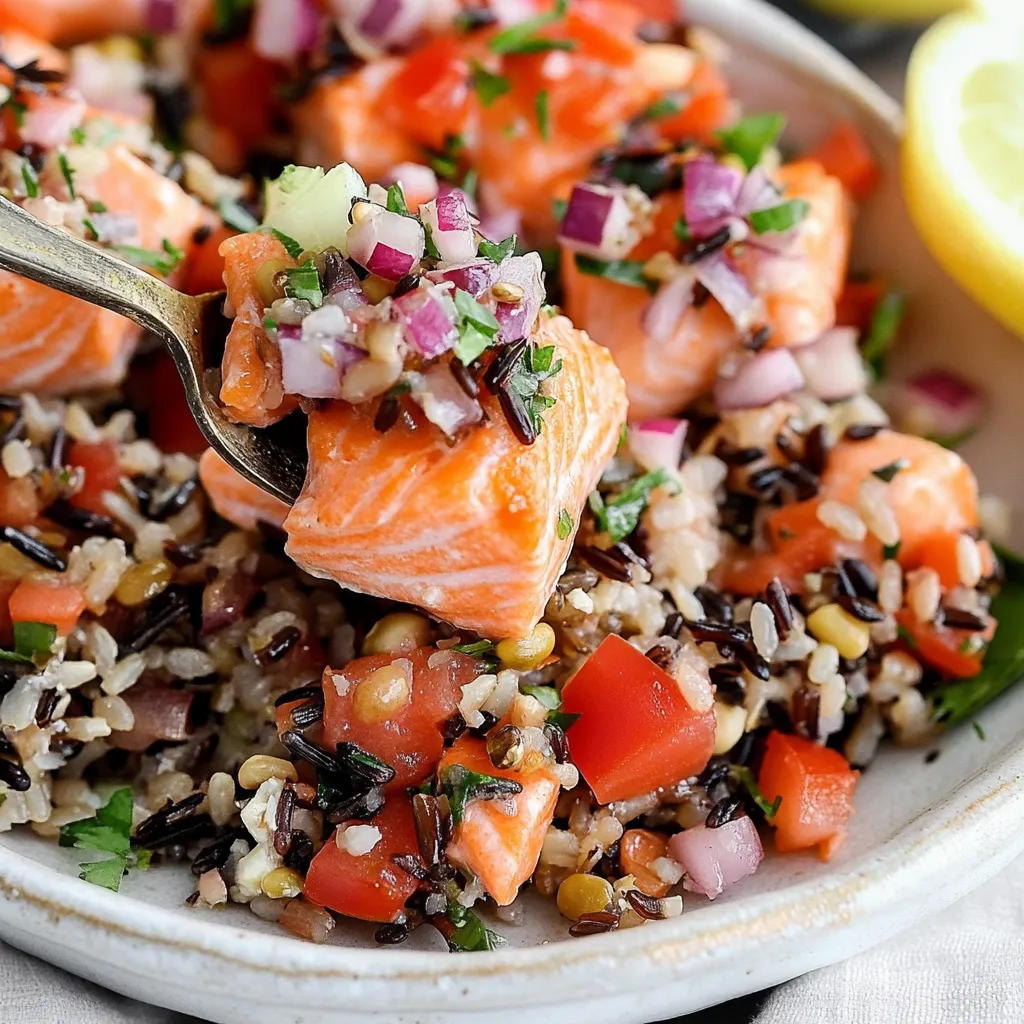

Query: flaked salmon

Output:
[198, 449, 290, 532]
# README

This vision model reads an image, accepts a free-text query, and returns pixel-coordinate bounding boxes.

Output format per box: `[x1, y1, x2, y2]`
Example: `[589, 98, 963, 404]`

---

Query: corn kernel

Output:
[98, 36, 144, 61]
[361, 275, 394, 303]
[352, 664, 411, 723]
[254, 259, 291, 306]
[261, 866, 304, 900]
[806, 603, 871, 660]
[115, 558, 174, 607]
[496, 623, 556, 671]
[237, 754, 298, 791]
[556, 873, 614, 922]
[362, 612, 431, 656]
[712, 701, 746, 756]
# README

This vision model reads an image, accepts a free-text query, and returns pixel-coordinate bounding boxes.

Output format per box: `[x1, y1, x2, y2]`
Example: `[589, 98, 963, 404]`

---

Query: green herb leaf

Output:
[557, 508, 573, 540]
[423, 225, 442, 260]
[284, 258, 323, 308]
[896, 623, 918, 650]
[478, 233, 517, 264]
[552, 198, 567, 223]
[729, 765, 781, 820]
[451, 639, 497, 657]
[973, 720, 986, 740]
[89, 200, 108, 213]
[440, 764, 523, 826]
[446, 900, 508, 952]
[861, 287, 907, 377]
[673, 217, 691, 243]
[504, 342, 563, 438]
[424, 135, 465, 181]
[60, 788, 149, 894]
[749, 198, 810, 235]
[386, 183, 410, 216]
[574, 254, 655, 292]
[83, 218, 99, 241]
[488, 0, 573, 56]
[883, 540, 902, 561]
[13, 621, 56, 661]
[263, 316, 278, 331]
[462, 166, 479, 201]
[588, 469, 672, 543]
[270, 228, 304, 259]
[535, 88, 550, 142]
[217, 197, 259, 233]
[58, 153, 77, 199]
[872, 459, 908, 483]
[644, 96, 681, 121]
[521, 684, 560, 710]
[717, 113, 787, 171]
[470, 59, 511, 107]
[453, 288, 501, 364]
[932, 582, 1024, 725]
[79, 856, 129, 892]
[20, 161, 38, 199]
[69, 125, 87, 145]
[113, 240, 184, 277]
[545, 709, 581, 731]
[213, 0, 254, 31]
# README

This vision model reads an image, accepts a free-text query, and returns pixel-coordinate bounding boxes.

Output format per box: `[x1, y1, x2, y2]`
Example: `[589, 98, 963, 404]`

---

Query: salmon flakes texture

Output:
[283, 315, 628, 637]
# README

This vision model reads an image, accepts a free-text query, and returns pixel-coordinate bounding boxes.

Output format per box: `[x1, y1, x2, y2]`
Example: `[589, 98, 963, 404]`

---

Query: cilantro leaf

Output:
[60, 788, 150, 894]
[451, 639, 497, 657]
[263, 315, 278, 331]
[502, 342, 562, 440]
[872, 459, 908, 483]
[717, 114, 786, 171]
[478, 234, 517, 264]
[284, 259, 323, 308]
[386, 183, 410, 216]
[424, 135, 465, 181]
[113, 240, 184, 277]
[673, 217, 691, 243]
[20, 161, 38, 199]
[69, 125, 87, 145]
[729, 765, 781, 820]
[440, 764, 522, 826]
[213, 0, 254, 32]
[470, 59, 511, 107]
[13, 621, 56, 661]
[270, 228, 304, 259]
[520, 684, 560, 709]
[552, 198, 567, 223]
[535, 89, 550, 142]
[574, 254, 655, 292]
[58, 153, 76, 199]
[557, 508, 573, 540]
[453, 288, 500, 364]
[217, 197, 259, 233]
[546, 709, 581, 731]
[861, 287, 907, 377]
[488, 0, 573, 56]
[446, 901, 507, 952]
[749, 198, 810, 235]
[79, 856, 129, 892]
[588, 469, 671, 543]
[644, 97, 681, 121]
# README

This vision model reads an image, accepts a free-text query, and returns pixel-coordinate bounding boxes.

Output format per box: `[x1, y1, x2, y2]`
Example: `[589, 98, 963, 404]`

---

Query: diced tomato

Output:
[916, 532, 964, 590]
[181, 222, 235, 296]
[67, 441, 121, 517]
[0, 576, 18, 645]
[321, 647, 482, 791]
[807, 122, 880, 202]
[758, 731, 859, 861]
[836, 277, 886, 332]
[9, 578, 86, 636]
[303, 796, 420, 923]
[619, 828, 671, 897]
[561, 634, 716, 803]
[439, 735, 560, 906]
[389, 36, 472, 152]
[129, 352, 208, 456]
[0, 469, 40, 528]
[618, 0, 677, 22]
[657, 59, 732, 144]
[565, 1, 644, 67]
[895, 608, 995, 679]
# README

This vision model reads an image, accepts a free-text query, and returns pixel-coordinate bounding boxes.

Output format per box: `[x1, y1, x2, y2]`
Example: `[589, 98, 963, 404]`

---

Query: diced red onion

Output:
[628, 419, 688, 473]
[112, 687, 193, 751]
[684, 158, 743, 238]
[478, 208, 521, 244]
[409, 365, 483, 438]
[669, 817, 763, 899]
[278, 310, 366, 399]
[346, 206, 425, 281]
[492, 253, 545, 344]
[695, 250, 758, 332]
[896, 369, 984, 439]
[382, 162, 438, 209]
[87, 212, 140, 245]
[420, 191, 477, 264]
[793, 327, 868, 402]
[145, 0, 177, 32]
[339, 0, 425, 53]
[735, 165, 781, 218]
[394, 285, 457, 357]
[426, 259, 498, 298]
[715, 348, 805, 411]
[641, 270, 695, 343]
[558, 182, 639, 260]
[20, 94, 86, 149]
[69, 48, 151, 119]
[253, 0, 320, 61]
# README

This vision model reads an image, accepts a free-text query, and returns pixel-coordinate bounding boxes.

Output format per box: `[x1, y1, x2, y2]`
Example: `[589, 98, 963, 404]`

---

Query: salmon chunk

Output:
[198, 449, 290, 532]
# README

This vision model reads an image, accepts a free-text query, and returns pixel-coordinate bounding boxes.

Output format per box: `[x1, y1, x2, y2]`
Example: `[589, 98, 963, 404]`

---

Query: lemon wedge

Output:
[802, 0, 965, 22]
[903, 1, 1024, 337]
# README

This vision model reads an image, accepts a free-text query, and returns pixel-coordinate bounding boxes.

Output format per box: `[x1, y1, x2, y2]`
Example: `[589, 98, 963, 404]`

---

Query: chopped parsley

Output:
[505, 342, 562, 439]
[82, 218, 99, 241]
[270, 228, 303, 259]
[717, 113, 787, 171]
[470, 59, 511, 107]
[423, 225, 441, 260]
[872, 459, 908, 483]
[440, 764, 523, 826]
[217, 197, 259, 233]
[283, 259, 323, 309]
[488, 0, 574, 56]
[450, 639, 497, 658]
[644, 96, 681, 121]
[545, 709, 581, 731]
[59, 788, 152, 893]
[589, 468, 672, 543]
[446, 899, 507, 952]
[14, 621, 57, 661]
[535, 88, 551, 142]
[896, 623, 918, 649]
[89, 200, 108, 213]
[453, 288, 501, 364]
[386, 182, 410, 216]
[861, 287, 907, 377]
[462, 166, 479, 201]
[729, 765, 781, 820]
[58, 153, 77, 199]
[425, 135, 465, 181]
[673, 217, 691, 243]
[113, 239, 185, 277]
[552, 198, 567, 223]
[520, 684, 560, 709]
[20, 161, 38, 199]
[69, 125, 87, 145]
[4, 98, 26, 128]
[749, 198, 810, 235]
[973, 721, 986, 740]
[213, 0, 254, 32]
[478, 233, 517, 264]
[883, 540, 902, 562]
[574, 254, 655, 292]
[263, 315, 278, 331]
[557, 508, 573, 540]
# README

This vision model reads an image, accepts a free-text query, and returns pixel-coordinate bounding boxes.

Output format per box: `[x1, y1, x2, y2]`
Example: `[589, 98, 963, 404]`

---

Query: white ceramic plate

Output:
[3, 2, 1024, 1021]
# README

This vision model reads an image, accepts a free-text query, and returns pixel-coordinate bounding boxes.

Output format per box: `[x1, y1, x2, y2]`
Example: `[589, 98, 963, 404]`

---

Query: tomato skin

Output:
[67, 441, 121, 517]
[303, 796, 420, 923]
[657, 59, 732, 144]
[895, 608, 994, 679]
[130, 352, 208, 456]
[181, 222, 235, 296]
[561, 634, 716, 804]
[389, 36, 472, 152]
[322, 648, 482, 791]
[807, 122, 880, 202]
[565, 1, 643, 66]
[758, 731, 858, 861]
[9, 578, 86, 635]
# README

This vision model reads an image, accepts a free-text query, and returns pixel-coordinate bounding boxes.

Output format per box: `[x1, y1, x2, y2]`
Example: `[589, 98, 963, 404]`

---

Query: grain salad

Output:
[0, 0, 1017, 955]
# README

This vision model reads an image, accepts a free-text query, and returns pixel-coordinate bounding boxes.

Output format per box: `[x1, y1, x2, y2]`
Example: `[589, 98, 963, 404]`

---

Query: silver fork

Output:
[0, 195, 307, 503]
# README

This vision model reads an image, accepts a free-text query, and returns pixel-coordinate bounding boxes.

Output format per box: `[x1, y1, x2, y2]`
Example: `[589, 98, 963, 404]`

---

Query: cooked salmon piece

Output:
[284, 314, 627, 638]
[198, 449, 290, 532]
[562, 160, 851, 419]
[0, 0, 209, 45]
[218, 232, 299, 428]
[0, 28, 67, 70]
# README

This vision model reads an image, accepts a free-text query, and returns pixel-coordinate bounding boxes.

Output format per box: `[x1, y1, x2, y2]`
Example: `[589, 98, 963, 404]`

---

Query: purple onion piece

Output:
[492, 253, 545, 344]
[735, 166, 781, 218]
[684, 158, 744, 238]
[145, 0, 177, 33]
[410, 365, 483, 438]
[641, 271, 695, 343]
[359, 0, 403, 36]
[420, 191, 477, 264]
[896, 369, 984, 439]
[426, 260, 498, 298]
[346, 207, 424, 281]
[694, 250, 757, 332]
[394, 286, 458, 357]
[557, 182, 637, 260]
[628, 419, 688, 474]
[793, 327, 868, 402]
[279, 334, 366, 400]
[715, 348, 805, 411]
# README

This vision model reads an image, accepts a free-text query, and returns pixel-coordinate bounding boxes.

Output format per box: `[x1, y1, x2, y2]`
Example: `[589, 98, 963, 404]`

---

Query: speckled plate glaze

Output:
[2, 2, 1023, 1021]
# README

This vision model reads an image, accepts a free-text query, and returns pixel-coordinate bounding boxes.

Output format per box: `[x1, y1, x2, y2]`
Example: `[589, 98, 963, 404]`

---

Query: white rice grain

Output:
[165, 648, 216, 680]
[750, 602, 779, 661]
[807, 642, 839, 684]
[64, 402, 101, 442]
[118, 440, 163, 477]
[92, 695, 135, 732]
[857, 476, 900, 547]
[335, 824, 381, 856]
[1, 440, 33, 479]
[816, 500, 867, 542]
[956, 534, 983, 589]
[906, 567, 941, 623]
[878, 559, 903, 614]
[566, 588, 594, 614]
[100, 653, 145, 696]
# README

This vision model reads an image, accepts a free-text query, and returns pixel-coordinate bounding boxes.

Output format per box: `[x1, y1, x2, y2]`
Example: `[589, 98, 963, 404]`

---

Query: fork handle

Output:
[0, 194, 199, 342]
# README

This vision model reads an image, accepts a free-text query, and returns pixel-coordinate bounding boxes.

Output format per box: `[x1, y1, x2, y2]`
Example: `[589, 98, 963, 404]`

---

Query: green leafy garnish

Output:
[20, 161, 38, 199]
[440, 764, 522, 826]
[284, 259, 323, 308]
[861, 287, 907, 377]
[673, 217, 691, 243]
[932, 582, 1024, 725]
[505, 342, 563, 438]
[446, 900, 507, 952]
[872, 459, 908, 483]
[557, 508, 573, 540]
[589, 469, 672, 543]
[14, 621, 57, 661]
[58, 153, 77, 199]
[89, 200, 108, 213]
[488, 0, 573, 55]
[574, 254, 655, 292]
[451, 639, 497, 657]
[113, 239, 185, 277]
[462, 166, 479, 201]
[83, 218, 99, 241]
[423, 225, 442, 260]
[270, 227, 304, 259]
[425, 135, 465, 181]
[545, 709, 581, 731]
[717, 113, 786, 171]
[59, 788, 151, 893]
[644, 97, 681, 121]
[453, 288, 501, 364]
[263, 315, 278, 331]
[69, 125, 87, 145]
[883, 540, 902, 562]
[552, 198, 567, 223]
[535, 89, 550, 142]
[478, 234, 517, 264]
[521, 684, 560, 709]
[217, 197, 259, 233]
[729, 765, 781, 820]
[972, 720, 986, 740]
[749, 199, 810, 235]
[213, 0, 254, 31]
[896, 623, 918, 650]
[470, 60, 511, 106]
[386, 183, 410, 216]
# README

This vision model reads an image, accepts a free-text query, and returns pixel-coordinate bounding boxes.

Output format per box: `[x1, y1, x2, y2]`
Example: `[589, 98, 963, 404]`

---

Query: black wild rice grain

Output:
[273, 783, 296, 857]
[694, 585, 733, 624]
[0, 396, 21, 411]
[662, 611, 684, 639]
[2, 412, 24, 445]
[735, 644, 770, 681]
[719, 491, 758, 543]
[281, 730, 348, 775]
[645, 643, 677, 672]
[730, 731, 758, 768]
[569, 910, 620, 937]
[791, 684, 821, 741]
[713, 675, 746, 706]
[713, 440, 766, 466]
[336, 742, 397, 787]
[832, 562, 856, 598]
[119, 585, 190, 656]
[837, 594, 885, 623]
[412, 792, 450, 876]
[190, 828, 251, 876]
[692, 281, 711, 308]
[925, 750, 940, 764]
[624, 888, 669, 921]
[560, 568, 599, 592]
[192, 224, 212, 246]
[284, 832, 314, 873]
[705, 796, 743, 829]
[323, 786, 385, 824]
[683, 225, 732, 264]
[685, 619, 751, 647]
[456, 5, 498, 29]
[1, 526, 66, 572]
[449, 358, 479, 399]
[0, 758, 30, 792]
[44, 499, 117, 536]
[545, 723, 569, 763]
[775, 432, 799, 461]
[782, 464, 821, 501]
[842, 558, 878, 600]
[273, 685, 321, 708]
[483, 339, 527, 391]
[467, 710, 499, 738]
[138, 813, 215, 851]
[375, 921, 411, 945]
[765, 578, 794, 640]
[253, 625, 302, 666]
[441, 712, 467, 744]
[802, 423, 829, 476]
[49, 425, 66, 470]
[578, 545, 632, 583]
[940, 606, 989, 632]
[289, 697, 325, 730]
[698, 757, 730, 790]
[844, 423, 883, 442]
[747, 466, 784, 494]
[745, 325, 771, 351]
[374, 395, 401, 434]
[496, 387, 537, 445]
[392, 853, 431, 883]
[150, 476, 198, 520]
[34, 688, 59, 727]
